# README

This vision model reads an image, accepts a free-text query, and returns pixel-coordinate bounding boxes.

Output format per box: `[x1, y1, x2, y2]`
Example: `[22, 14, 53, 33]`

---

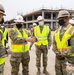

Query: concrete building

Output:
[23, 8, 74, 30]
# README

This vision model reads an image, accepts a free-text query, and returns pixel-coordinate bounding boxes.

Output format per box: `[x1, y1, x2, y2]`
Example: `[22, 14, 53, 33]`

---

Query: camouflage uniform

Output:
[53, 24, 74, 75]
[33, 26, 51, 69]
[67, 67, 74, 75]
[0, 24, 6, 75]
[1, 26, 8, 46]
[9, 27, 30, 75]
[0, 63, 4, 75]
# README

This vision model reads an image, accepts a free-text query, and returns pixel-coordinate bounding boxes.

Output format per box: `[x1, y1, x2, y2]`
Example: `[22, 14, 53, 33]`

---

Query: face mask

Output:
[16, 24, 22, 29]
[58, 18, 65, 26]
[0, 18, 4, 24]
[39, 21, 44, 26]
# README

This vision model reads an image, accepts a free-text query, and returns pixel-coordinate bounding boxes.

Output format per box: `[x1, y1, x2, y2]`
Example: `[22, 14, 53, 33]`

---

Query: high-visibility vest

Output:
[34, 25, 50, 46]
[11, 28, 29, 52]
[3, 28, 8, 40]
[0, 29, 6, 65]
[2, 28, 8, 46]
[54, 25, 74, 56]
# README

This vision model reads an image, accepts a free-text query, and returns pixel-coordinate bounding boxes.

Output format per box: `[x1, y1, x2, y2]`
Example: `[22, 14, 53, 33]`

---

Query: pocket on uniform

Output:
[11, 53, 21, 58]
[10, 53, 21, 62]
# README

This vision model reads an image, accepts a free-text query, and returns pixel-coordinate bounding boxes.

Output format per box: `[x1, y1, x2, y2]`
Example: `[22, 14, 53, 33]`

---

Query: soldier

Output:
[0, 4, 8, 75]
[32, 16, 51, 75]
[9, 15, 36, 75]
[53, 10, 74, 75]
[1, 18, 8, 48]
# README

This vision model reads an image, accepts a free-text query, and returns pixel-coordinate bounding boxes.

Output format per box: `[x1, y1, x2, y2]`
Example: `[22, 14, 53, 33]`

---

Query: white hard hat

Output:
[0, 4, 6, 16]
[69, 18, 74, 24]
[33, 23, 37, 26]
[57, 10, 70, 19]
[14, 15, 24, 23]
[37, 16, 44, 21]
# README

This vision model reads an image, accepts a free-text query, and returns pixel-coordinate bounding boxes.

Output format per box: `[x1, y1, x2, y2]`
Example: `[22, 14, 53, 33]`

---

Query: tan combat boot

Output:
[43, 67, 50, 75]
[36, 68, 41, 75]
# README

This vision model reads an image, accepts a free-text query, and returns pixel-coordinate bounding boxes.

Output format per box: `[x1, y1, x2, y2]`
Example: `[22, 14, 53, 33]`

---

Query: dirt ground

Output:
[4, 31, 56, 75]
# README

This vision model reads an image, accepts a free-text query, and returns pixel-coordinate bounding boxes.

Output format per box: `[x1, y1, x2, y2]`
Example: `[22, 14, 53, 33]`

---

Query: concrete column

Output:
[56, 22, 58, 29]
[51, 12, 53, 20]
[26, 17, 28, 21]
[42, 11, 44, 19]
[32, 15, 34, 20]
[51, 22, 53, 30]
[26, 23, 28, 29]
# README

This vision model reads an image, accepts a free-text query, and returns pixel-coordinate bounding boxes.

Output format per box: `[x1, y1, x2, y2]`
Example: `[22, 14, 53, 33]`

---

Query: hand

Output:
[66, 66, 72, 72]
[33, 37, 38, 42]
[26, 37, 35, 42]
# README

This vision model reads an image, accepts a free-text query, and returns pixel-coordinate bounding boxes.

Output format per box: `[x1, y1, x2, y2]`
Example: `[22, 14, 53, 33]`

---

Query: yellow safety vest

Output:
[54, 25, 74, 56]
[0, 29, 6, 65]
[11, 28, 29, 52]
[2, 28, 8, 46]
[3, 28, 8, 40]
[34, 25, 50, 46]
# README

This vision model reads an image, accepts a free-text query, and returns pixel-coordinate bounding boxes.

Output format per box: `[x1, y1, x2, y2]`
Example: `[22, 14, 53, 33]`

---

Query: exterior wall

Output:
[23, 10, 59, 30]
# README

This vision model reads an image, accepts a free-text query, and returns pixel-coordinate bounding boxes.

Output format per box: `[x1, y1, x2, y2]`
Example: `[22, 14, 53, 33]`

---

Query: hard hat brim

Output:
[57, 16, 70, 19]
[14, 20, 24, 23]
[0, 11, 6, 16]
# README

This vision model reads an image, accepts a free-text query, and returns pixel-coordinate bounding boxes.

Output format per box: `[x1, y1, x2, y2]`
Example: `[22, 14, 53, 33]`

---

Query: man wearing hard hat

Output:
[0, 4, 9, 75]
[32, 16, 51, 75]
[53, 10, 74, 75]
[9, 15, 36, 75]
[33, 22, 37, 27]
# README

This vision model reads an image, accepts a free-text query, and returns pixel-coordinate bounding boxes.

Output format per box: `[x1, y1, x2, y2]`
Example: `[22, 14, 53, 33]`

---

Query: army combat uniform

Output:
[0, 28, 4, 75]
[53, 24, 74, 75]
[33, 25, 51, 74]
[0, 4, 8, 75]
[9, 27, 30, 75]
[0, 24, 8, 75]
[1, 25, 8, 46]
[67, 67, 74, 75]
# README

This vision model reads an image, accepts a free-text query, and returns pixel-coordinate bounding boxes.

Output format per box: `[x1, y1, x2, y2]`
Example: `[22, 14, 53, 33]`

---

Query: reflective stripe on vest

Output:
[0, 29, 6, 65]
[54, 25, 74, 54]
[34, 25, 50, 46]
[2, 28, 8, 46]
[11, 28, 29, 52]
[3, 28, 8, 40]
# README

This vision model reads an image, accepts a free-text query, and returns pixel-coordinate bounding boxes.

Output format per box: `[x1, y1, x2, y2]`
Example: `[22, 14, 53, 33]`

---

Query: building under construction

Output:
[5, 8, 74, 30]
[23, 8, 74, 30]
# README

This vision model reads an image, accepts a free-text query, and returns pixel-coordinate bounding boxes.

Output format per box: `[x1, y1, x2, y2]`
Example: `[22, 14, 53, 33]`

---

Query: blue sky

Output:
[0, 0, 74, 20]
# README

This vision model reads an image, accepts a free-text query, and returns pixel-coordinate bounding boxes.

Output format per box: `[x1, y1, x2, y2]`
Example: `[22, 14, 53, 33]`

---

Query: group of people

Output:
[0, 4, 74, 75]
